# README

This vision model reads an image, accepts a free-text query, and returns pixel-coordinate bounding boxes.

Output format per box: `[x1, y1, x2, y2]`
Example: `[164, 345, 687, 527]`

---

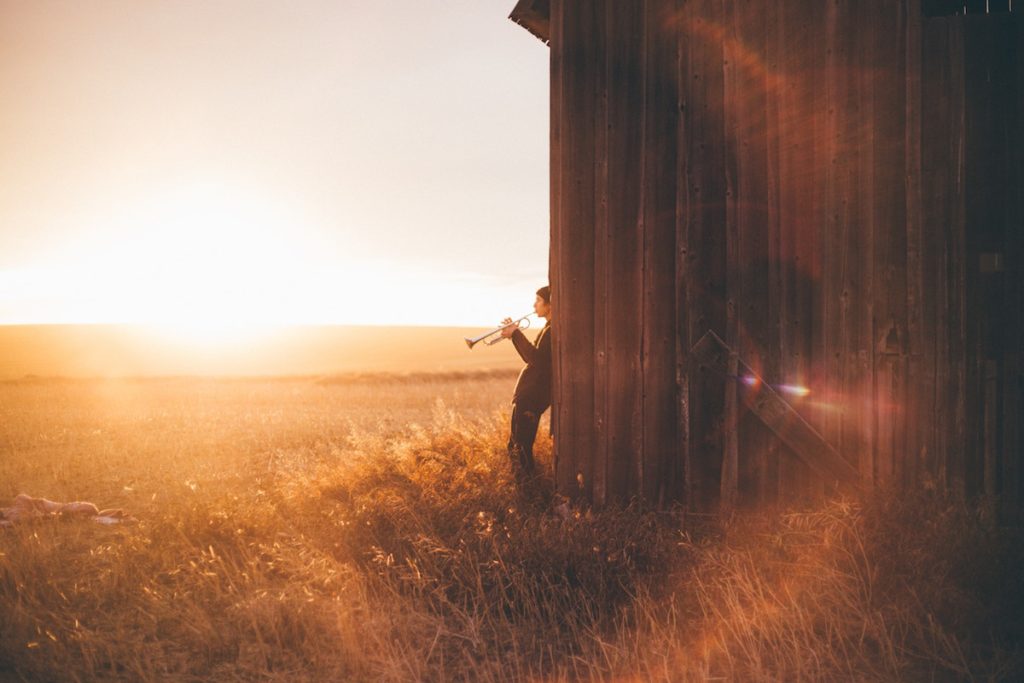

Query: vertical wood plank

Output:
[592, 0, 610, 507]
[921, 16, 955, 490]
[575, 0, 598, 504]
[769, 0, 790, 502]
[821, 0, 845, 479]
[554, 0, 598, 502]
[948, 21, 969, 497]
[641, 0, 680, 505]
[996, 16, 1019, 519]
[855, 0, 878, 487]
[904, 1, 928, 491]
[976, 18, 1008, 502]
[963, 15, 996, 499]
[722, 0, 741, 510]
[835, 0, 868, 491]
[549, 0, 569, 494]
[682, 0, 728, 511]
[605, 0, 646, 505]
[803, 0, 829, 501]
[872, 0, 909, 489]
[761, 0, 783, 508]
[774, 0, 818, 501]
[674, 0, 691, 507]
[922, 17, 970, 497]
[976, 16, 1020, 513]
[827, 0, 861, 490]
[727, 0, 771, 508]
[721, 351, 739, 513]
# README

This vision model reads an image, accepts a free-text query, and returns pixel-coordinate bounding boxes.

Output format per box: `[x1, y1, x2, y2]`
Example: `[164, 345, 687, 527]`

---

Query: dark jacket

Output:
[511, 321, 551, 411]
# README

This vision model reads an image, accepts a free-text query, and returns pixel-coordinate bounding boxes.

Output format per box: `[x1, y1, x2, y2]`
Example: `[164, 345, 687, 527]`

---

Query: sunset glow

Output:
[0, 2, 549, 331]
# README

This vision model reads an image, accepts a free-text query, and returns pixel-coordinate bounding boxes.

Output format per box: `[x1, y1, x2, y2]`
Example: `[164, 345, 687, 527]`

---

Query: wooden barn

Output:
[509, 0, 1024, 517]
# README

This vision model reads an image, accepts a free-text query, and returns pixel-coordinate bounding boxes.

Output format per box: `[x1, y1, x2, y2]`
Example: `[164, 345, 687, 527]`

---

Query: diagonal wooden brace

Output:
[688, 330, 862, 489]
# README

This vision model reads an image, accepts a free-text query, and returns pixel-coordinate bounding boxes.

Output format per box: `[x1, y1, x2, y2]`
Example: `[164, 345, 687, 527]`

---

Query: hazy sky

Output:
[0, 1, 549, 328]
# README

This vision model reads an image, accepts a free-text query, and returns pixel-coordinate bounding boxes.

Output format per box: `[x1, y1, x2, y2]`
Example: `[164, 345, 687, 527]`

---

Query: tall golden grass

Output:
[1, 376, 1021, 681]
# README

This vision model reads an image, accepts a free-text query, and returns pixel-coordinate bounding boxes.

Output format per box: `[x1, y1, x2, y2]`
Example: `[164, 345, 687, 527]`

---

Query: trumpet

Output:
[464, 313, 535, 349]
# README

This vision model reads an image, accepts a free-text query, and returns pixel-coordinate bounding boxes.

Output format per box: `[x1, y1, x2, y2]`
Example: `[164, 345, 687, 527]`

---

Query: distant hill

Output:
[0, 325, 526, 378]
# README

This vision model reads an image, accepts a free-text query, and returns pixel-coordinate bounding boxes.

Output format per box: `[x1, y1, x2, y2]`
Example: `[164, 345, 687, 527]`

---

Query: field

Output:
[0, 326, 524, 379]
[1, 374, 1022, 681]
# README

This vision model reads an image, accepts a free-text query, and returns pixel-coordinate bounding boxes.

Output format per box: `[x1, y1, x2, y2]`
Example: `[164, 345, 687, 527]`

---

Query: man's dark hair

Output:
[536, 286, 551, 304]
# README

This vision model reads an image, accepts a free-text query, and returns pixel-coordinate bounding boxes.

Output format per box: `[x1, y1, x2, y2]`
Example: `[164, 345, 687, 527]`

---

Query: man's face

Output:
[533, 295, 552, 319]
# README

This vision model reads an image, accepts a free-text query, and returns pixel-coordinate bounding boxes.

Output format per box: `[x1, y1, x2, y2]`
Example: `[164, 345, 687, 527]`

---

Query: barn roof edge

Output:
[509, 0, 550, 45]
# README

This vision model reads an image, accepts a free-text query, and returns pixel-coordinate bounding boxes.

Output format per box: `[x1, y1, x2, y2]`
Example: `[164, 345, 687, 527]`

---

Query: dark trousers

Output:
[508, 403, 543, 479]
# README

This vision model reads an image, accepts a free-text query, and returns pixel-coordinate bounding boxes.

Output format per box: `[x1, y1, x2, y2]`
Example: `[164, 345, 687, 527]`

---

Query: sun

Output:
[5, 179, 530, 331]
[72, 182, 333, 342]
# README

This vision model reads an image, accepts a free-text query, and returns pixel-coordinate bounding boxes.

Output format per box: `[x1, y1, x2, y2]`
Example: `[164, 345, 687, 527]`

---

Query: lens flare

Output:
[738, 374, 808, 398]
[777, 384, 811, 398]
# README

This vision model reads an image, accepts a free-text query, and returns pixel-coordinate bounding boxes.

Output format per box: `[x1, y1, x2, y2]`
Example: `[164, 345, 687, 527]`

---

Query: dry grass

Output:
[1, 376, 1021, 681]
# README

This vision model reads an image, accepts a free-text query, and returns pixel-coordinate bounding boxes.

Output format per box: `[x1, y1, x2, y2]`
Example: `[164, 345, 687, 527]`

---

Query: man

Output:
[500, 285, 552, 487]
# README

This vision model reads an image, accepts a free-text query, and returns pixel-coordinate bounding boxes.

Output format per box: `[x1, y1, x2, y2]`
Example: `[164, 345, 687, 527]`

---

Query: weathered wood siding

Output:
[545, 0, 1024, 514]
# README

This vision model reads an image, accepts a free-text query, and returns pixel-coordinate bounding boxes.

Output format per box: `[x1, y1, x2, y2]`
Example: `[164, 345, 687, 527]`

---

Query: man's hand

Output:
[499, 317, 517, 339]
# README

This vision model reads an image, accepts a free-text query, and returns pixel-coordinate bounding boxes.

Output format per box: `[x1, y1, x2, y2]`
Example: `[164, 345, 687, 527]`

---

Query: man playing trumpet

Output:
[500, 285, 552, 490]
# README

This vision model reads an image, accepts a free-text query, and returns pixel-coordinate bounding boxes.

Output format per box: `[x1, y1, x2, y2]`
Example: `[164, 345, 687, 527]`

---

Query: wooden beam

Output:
[689, 330, 862, 488]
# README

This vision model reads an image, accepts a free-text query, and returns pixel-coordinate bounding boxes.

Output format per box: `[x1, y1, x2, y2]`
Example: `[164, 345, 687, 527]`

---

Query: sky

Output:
[0, 0, 550, 329]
